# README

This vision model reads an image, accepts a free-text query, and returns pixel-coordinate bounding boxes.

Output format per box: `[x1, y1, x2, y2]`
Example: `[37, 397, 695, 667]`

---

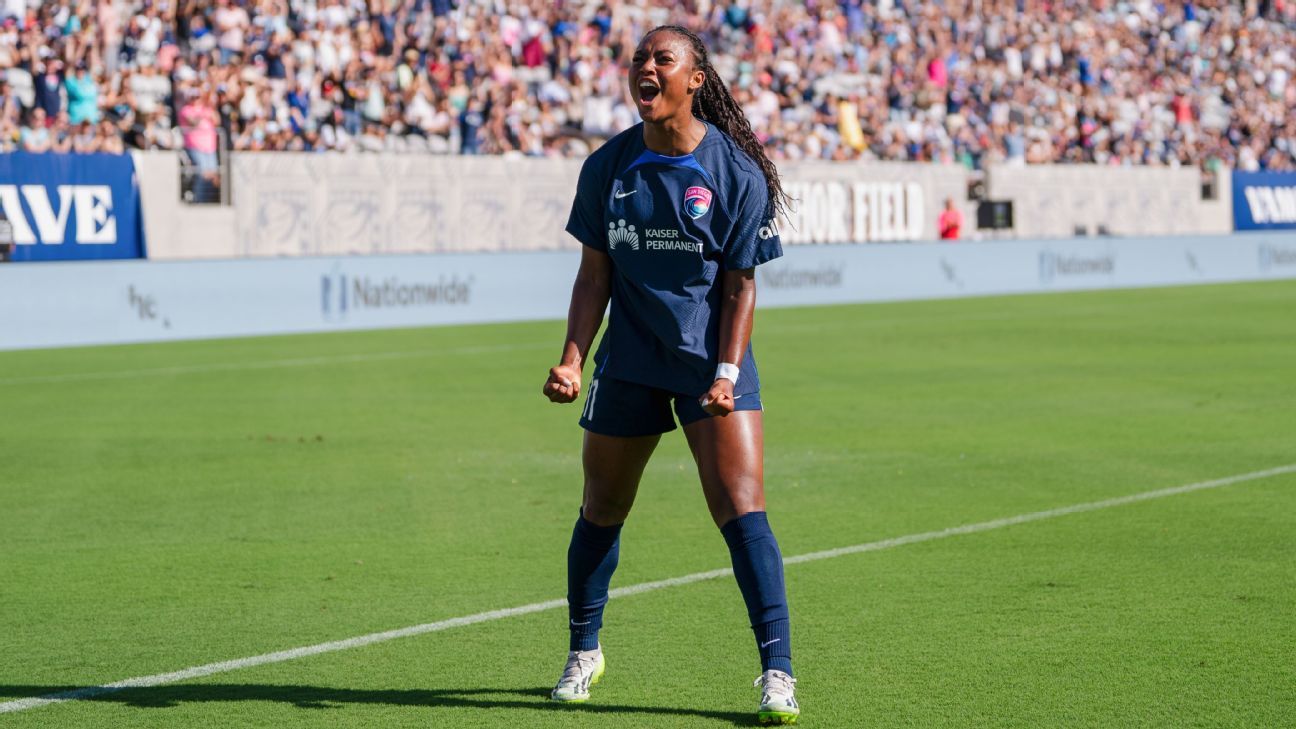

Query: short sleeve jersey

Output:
[565, 121, 783, 398]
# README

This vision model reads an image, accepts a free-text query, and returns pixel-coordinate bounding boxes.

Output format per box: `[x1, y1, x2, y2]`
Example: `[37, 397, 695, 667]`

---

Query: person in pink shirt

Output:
[938, 197, 963, 241]
[179, 90, 221, 200]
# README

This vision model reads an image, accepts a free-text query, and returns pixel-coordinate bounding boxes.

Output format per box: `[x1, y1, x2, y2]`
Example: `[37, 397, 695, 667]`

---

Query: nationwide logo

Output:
[607, 219, 640, 250]
[321, 265, 473, 321]
[1259, 244, 1296, 271]
[1039, 251, 1116, 284]
[759, 263, 844, 289]
[0, 184, 117, 244]
[683, 185, 712, 219]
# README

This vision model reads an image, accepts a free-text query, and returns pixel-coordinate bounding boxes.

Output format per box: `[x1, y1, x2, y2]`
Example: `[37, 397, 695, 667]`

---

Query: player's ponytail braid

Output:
[650, 25, 789, 222]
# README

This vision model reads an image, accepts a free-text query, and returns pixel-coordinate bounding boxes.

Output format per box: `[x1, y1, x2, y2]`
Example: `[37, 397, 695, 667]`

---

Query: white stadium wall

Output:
[985, 164, 1233, 239]
[132, 151, 241, 260]
[231, 153, 582, 256]
[3, 233, 1294, 351]
[223, 155, 968, 257]
[127, 152, 1237, 260]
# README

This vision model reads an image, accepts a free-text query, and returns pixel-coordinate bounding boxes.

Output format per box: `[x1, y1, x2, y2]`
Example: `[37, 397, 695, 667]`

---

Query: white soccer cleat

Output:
[550, 646, 605, 702]
[755, 669, 800, 725]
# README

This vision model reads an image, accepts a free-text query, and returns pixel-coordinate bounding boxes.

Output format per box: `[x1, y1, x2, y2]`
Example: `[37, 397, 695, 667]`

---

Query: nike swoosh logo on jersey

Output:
[614, 189, 637, 198]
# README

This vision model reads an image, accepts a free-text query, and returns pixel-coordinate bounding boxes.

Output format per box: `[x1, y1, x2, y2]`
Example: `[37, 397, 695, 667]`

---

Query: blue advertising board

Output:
[0, 152, 146, 261]
[1232, 171, 1296, 231]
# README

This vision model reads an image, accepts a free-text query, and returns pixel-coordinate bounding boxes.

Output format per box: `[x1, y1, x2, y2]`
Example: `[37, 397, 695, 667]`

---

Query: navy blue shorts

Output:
[578, 375, 763, 437]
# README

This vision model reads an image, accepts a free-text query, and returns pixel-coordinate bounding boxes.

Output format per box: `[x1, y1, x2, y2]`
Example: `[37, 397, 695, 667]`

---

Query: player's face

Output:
[630, 32, 704, 124]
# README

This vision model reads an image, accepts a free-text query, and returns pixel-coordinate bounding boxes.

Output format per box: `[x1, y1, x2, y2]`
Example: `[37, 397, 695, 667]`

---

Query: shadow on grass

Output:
[0, 684, 756, 725]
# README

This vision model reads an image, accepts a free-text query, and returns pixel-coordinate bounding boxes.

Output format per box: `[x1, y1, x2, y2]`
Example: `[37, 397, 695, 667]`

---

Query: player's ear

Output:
[688, 68, 705, 94]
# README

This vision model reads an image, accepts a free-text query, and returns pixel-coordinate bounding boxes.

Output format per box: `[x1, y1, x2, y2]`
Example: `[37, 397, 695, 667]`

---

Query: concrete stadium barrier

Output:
[985, 164, 1233, 239]
[127, 152, 1238, 260]
[2, 233, 1292, 351]
[219, 155, 968, 258]
[132, 151, 240, 260]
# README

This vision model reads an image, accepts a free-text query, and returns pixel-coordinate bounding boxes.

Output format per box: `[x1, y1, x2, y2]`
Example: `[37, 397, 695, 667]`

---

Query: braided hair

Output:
[647, 24, 790, 222]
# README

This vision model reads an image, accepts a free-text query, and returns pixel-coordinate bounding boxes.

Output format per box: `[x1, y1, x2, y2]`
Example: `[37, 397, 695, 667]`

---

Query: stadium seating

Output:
[0, 0, 1293, 172]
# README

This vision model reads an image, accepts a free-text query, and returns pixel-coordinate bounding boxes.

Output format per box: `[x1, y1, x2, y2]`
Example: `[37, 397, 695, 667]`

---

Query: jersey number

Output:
[582, 379, 600, 421]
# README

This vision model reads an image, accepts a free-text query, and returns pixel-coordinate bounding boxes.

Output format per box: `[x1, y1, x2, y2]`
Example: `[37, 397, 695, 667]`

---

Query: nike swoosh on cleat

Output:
[614, 190, 637, 198]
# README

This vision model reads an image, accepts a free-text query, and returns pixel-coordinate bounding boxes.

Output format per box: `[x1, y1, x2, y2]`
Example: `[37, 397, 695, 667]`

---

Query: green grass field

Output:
[2, 280, 1294, 727]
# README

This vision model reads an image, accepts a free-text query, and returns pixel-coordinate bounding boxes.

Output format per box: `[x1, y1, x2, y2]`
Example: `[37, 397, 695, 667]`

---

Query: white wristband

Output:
[715, 362, 740, 385]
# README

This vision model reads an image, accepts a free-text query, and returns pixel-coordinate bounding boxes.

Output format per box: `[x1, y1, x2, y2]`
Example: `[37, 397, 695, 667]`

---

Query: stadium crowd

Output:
[0, 0, 1294, 172]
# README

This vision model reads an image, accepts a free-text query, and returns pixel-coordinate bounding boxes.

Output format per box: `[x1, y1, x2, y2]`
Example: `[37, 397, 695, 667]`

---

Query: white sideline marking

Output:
[3, 463, 1293, 715]
[0, 342, 549, 386]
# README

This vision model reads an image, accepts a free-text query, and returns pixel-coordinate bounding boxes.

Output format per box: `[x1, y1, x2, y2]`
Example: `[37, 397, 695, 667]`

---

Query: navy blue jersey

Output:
[566, 121, 783, 398]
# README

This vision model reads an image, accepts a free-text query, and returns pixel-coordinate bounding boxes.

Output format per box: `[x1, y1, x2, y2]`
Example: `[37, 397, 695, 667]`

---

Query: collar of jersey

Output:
[624, 122, 717, 186]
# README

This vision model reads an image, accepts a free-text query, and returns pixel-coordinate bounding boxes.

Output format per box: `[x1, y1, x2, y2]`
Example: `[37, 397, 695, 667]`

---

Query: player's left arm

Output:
[700, 267, 755, 416]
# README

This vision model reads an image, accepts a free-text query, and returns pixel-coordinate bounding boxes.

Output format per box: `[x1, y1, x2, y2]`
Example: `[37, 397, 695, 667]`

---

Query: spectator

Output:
[98, 118, 125, 154]
[20, 107, 51, 152]
[64, 64, 99, 125]
[0, 0, 1290, 171]
[129, 63, 171, 117]
[938, 197, 963, 241]
[48, 111, 73, 153]
[32, 60, 64, 120]
[179, 89, 221, 198]
[71, 119, 98, 153]
[212, 0, 250, 66]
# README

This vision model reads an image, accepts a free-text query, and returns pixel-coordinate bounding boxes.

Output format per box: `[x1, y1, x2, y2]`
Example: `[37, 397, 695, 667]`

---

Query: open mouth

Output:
[637, 79, 660, 105]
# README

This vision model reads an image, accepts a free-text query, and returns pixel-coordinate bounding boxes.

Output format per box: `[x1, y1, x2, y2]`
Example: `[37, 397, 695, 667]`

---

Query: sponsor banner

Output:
[780, 181, 925, 244]
[0, 253, 572, 350]
[0, 152, 146, 261]
[1233, 171, 1296, 231]
[1, 234, 1292, 351]
[752, 233, 1292, 308]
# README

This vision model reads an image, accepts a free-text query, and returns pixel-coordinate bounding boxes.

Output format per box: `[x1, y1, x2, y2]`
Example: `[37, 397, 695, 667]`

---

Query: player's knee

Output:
[707, 478, 764, 527]
[582, 488, 634, 526]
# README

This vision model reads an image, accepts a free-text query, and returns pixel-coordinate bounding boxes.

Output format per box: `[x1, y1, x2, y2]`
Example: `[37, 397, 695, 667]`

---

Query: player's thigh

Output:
[580, 429, 661, 525]
[682, 409, 766, 527]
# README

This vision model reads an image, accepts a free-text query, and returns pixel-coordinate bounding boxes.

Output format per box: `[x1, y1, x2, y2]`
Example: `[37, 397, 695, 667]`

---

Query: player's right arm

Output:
[543, 245, 611, 403]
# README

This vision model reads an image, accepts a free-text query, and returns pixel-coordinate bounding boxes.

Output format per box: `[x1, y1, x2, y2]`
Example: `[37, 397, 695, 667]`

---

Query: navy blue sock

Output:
[566, 511, 623, 652]
[721, 511, 792, 676]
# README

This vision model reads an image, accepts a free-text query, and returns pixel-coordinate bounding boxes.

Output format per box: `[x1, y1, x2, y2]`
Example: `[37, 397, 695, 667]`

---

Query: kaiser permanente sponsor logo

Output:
[1039, 250, 1116, 284]
[0, 185, 117, 244]
[1259, 244, 1296, 271]
[759, 263, 844, 289]
[643, 227, 700, 253]
[321, 267, 472, 320]
[608, 219, 701, 253]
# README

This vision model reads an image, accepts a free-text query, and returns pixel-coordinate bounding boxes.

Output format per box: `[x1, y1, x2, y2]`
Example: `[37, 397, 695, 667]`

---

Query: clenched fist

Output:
[542, 364, 582, 403]
[698, 378, 735, 416]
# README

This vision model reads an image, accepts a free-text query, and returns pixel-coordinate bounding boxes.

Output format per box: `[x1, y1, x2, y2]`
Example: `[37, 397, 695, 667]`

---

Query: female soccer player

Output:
[540, 25, 799, 725]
